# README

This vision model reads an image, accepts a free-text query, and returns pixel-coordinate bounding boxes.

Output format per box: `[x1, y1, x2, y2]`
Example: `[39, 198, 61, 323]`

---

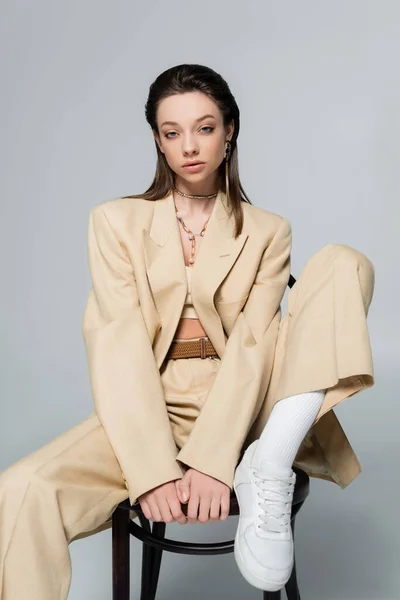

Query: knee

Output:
[322, 243, 375, 309]
[321, 243, 375, 277]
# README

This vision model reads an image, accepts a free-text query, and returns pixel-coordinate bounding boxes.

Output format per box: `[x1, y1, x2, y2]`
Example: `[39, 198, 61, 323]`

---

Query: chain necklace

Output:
[173, 186, 218, 199]
[174, 198, 213, 266]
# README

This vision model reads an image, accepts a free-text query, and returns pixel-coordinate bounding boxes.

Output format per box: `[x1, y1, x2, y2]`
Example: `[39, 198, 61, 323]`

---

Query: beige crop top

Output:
[180, 266, 199, 319]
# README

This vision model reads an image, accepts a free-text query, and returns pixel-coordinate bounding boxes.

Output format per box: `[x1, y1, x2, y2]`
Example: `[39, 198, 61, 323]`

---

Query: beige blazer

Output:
[82, 189, 368, 505]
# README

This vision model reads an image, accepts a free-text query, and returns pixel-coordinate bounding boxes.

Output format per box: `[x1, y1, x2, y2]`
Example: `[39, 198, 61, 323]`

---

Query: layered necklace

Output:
[173, 187, 218, 266]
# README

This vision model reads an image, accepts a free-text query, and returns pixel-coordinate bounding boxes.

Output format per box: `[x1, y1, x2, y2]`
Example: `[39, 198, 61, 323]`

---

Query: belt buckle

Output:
[200, 337, 206, 359]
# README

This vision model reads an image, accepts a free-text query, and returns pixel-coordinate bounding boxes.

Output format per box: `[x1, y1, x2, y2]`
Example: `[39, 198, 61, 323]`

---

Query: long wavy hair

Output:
[122, 63, 252, 238]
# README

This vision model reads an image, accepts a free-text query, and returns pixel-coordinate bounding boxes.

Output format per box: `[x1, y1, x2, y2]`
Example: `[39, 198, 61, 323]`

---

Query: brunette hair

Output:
[123, 63, 253, 238]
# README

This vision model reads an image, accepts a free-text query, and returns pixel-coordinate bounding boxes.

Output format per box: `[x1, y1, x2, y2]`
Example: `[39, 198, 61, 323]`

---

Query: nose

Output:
[182, 134, 199, 157]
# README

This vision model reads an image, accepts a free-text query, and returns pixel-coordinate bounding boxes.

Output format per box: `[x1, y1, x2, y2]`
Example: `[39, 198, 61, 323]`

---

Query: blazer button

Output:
[121, 472, 129, 490]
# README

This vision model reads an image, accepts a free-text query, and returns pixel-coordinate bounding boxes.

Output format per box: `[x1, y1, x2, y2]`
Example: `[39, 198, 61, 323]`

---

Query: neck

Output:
[173, 193, 216, 218]
[174, 174, 218, 196]
[173, 178, 219, 217]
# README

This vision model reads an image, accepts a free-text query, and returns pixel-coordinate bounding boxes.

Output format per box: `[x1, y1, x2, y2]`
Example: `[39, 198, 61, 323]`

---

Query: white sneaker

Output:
[233, 440, 296, 592]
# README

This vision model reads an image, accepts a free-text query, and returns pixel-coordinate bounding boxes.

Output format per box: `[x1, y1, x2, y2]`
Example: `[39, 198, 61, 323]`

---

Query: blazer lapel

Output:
[190, 190, 248, 356]
[142, 192, 187, 368]
[142, 188, 248, 368]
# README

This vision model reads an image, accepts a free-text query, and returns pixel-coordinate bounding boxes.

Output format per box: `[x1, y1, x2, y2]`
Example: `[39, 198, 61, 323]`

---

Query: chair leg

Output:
[263, 590, 281, 599]
[140, 542, 153, 600]
[112, 506, 131, 600]
[285, 517, 301, 600]
[263, 501, 305, 600]
[139, 519, 166, 600]
[148, 522, 166, 600]
[138, 515, 152, 600]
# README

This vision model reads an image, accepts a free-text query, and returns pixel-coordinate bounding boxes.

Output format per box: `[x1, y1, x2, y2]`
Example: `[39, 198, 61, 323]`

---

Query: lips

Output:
[183, 161, 204, 167]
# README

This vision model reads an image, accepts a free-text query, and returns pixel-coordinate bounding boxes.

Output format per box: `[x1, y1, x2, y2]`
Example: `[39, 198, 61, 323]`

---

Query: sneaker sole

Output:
[233, 477, 293, 592]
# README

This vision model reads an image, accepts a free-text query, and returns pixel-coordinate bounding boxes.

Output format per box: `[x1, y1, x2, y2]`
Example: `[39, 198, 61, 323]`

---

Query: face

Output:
[154, 91, 234, 191]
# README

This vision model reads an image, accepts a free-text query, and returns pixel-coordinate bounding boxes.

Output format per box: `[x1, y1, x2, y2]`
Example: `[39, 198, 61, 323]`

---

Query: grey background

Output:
[1, 1, 399, 598]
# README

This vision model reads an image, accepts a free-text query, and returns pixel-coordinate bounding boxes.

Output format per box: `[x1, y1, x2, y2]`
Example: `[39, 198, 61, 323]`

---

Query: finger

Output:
[181, 469, 190, 482]
[178, 480, 190, 503]
[174, 480, 183, 503]
[157, 497, 174, 523]
[175, 480, 186, 504]
[219, 491, 230, 521]
[140, 499, 152, 521]
[209, 495, 221, 523]
[146, 498, 162, 522]
[181, 469, 191, 488]
[168, 497, 187, 526]
[187, 492, 200, 524]
[198, 494, 211, 523]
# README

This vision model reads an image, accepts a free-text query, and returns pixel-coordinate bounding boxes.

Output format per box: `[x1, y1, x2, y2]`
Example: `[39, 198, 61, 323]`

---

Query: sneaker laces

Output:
[253, 469, 295, 534]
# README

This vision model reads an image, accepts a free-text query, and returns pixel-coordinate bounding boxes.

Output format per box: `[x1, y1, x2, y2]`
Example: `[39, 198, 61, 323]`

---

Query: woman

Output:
[0, 63, 375, 597]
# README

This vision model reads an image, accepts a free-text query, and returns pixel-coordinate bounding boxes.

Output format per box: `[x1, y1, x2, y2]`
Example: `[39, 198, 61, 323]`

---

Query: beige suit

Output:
[82, 188, 374, 503]
[0, 188, 375, 599]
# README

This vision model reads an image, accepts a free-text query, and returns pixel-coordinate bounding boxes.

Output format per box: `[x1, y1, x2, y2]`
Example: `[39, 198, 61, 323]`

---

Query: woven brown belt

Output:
[166, 337, 219, 359]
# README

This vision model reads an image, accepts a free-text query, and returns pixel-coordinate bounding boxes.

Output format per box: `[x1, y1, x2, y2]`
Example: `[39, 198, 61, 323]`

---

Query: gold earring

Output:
[224, 140, 231, 201]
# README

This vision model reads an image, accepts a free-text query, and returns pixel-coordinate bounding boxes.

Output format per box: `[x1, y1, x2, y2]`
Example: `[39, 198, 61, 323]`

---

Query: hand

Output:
[175, 468, 231, 524]
[138, 480, 187, 525]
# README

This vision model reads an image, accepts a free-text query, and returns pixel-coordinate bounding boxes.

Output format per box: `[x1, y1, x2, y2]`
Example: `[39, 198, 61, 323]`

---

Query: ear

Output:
[225, 118, 235, 141]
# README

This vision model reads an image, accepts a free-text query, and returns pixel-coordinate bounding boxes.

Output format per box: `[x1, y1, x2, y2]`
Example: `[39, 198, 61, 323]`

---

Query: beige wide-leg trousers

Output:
[0, 243, 375, 600]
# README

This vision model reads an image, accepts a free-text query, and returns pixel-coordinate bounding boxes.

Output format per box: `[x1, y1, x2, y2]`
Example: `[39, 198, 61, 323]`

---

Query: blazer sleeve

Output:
[175, 217, 292, 489]
[82, 205, 184, 505]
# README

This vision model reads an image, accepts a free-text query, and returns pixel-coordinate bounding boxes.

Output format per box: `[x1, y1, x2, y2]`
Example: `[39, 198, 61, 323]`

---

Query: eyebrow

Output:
[160, 114, 217, 127]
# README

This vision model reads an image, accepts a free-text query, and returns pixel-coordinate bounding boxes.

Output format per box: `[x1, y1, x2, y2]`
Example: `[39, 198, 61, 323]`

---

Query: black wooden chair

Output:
[112, 273, 308, 600]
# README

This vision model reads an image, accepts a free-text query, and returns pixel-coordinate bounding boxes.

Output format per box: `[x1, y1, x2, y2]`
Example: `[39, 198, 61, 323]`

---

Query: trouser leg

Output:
[0, 411, 128, 600]
[246, 243, 375, 486]
[257, 243, 374, 423]
[160, 355, 221, 450]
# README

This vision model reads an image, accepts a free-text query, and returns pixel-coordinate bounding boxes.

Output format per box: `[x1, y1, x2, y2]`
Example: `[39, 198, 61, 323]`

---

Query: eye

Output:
[164, 126, 214, 139]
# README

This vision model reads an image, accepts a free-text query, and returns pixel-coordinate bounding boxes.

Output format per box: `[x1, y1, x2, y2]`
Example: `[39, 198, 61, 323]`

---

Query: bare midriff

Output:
[174, 317, 207, 340]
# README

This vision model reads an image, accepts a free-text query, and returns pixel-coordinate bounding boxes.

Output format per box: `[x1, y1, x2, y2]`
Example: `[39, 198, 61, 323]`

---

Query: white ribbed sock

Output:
[252, 389, 326, 469]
